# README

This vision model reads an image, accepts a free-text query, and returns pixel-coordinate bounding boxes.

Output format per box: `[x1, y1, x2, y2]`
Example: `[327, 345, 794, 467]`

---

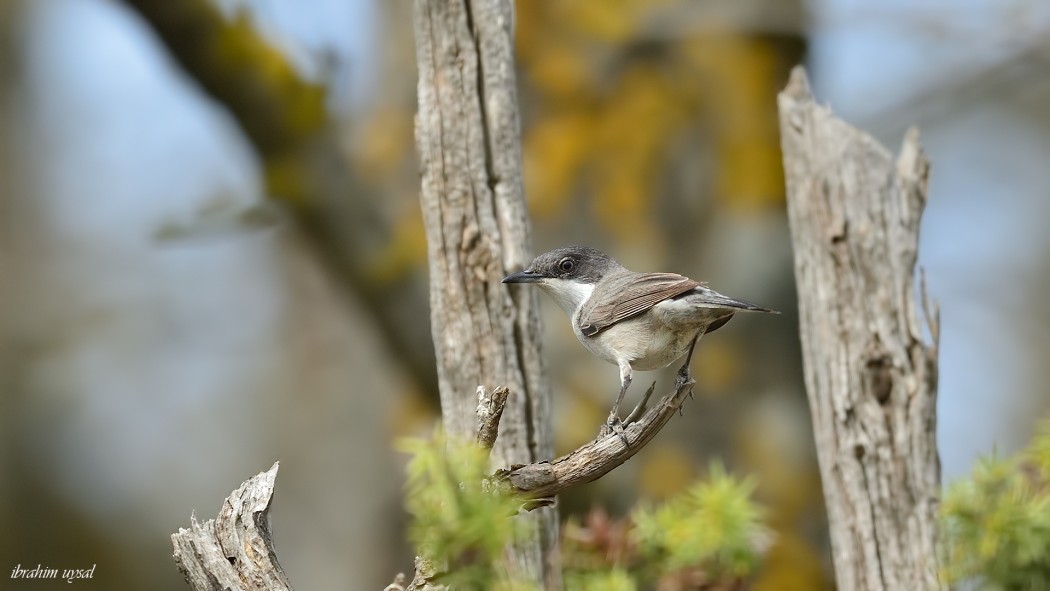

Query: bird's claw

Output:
[674, 365, 695, 415]
[675, 366, 694, 389]
[598, 415, 629, 446]
[677, 367, 691, 381]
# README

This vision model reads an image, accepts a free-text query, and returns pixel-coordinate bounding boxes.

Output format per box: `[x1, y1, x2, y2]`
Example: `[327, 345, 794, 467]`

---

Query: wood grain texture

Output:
[476, 385, 511, 450]
[778, 67, 944, 591]
[413, 0, 557, 587]
[171, 464, 292, 591]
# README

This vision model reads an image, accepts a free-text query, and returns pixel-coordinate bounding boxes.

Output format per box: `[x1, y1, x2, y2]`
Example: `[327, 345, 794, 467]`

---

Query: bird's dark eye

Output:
[558, 257, 575, 273]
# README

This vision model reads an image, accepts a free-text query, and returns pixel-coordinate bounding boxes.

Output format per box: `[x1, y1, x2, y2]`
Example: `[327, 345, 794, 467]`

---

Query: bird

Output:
[502, 245, 777, 439]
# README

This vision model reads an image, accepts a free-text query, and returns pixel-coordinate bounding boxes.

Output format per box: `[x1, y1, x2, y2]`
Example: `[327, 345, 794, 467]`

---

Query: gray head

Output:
[502, 246, 624, 285]
[502, 246, 626, 314]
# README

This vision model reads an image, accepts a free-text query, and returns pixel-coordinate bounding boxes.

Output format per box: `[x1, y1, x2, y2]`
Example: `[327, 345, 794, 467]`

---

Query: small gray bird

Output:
[502, 246, 776, 436]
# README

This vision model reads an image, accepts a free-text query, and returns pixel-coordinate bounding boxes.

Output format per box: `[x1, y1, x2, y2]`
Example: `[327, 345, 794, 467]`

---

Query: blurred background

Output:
[2, 0, 1049, 589]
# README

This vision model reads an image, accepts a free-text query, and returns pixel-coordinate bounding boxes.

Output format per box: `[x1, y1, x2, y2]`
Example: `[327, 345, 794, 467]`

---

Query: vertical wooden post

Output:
[413, 0, 558, 587]
[779, 67, 944, 590]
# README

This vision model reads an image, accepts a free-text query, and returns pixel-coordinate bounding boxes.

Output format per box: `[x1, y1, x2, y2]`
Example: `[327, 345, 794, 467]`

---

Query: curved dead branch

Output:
[496, 370, 695, 504]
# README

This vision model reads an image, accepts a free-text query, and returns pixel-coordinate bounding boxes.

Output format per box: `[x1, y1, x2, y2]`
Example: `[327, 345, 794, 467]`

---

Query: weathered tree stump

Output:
[779, 66, 944, 591]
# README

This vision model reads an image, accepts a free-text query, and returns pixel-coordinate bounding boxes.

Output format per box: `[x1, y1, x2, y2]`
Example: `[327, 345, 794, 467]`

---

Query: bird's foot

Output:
[675, 364, 695, 389]
[598, 414, 629, 446]
[674, 365, 696, 415]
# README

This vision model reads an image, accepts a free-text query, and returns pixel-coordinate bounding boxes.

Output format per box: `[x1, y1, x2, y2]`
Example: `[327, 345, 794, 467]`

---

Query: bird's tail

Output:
[694, 286, 779, 314]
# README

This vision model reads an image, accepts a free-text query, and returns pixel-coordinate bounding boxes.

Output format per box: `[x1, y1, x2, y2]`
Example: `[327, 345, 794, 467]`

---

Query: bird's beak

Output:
[502, 269, 543, 284]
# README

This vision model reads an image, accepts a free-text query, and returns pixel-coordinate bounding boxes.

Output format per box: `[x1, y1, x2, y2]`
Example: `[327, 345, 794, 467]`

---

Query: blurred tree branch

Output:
[779, 67, 944, 591]
[122, 0, 439, 396]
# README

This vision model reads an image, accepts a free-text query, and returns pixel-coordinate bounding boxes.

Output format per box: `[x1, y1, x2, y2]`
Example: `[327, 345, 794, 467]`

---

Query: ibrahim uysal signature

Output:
[10, 564, 96, 583]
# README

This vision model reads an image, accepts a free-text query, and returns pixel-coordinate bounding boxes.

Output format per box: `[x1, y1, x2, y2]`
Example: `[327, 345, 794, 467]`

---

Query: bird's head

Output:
[502, 246, 624, 314]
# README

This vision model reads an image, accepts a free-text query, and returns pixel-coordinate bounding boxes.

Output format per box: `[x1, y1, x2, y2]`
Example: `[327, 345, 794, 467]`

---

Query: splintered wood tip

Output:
[783, 65, 813, 101]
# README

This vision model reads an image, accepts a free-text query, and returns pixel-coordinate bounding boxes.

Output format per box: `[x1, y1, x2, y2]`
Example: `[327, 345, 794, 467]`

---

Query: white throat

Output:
[537, 278, 595, 316]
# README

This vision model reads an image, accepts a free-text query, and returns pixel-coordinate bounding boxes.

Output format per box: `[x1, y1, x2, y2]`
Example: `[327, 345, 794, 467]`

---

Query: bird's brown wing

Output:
[578, 272, 700, 337]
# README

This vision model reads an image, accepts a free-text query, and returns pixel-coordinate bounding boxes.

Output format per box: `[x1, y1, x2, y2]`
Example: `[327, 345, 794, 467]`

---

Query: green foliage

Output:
[399, 437, 768, 590]
[564, 568, 637, 591]
[941, 420, 1050, 590]
[632, 462, 766, 579]
[399, 434, 531, 589]
[561, 463, 766, 589]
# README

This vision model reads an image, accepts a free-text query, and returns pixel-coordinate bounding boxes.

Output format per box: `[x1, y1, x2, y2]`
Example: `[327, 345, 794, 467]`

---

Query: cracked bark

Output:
[413, 0, 558, 588]
[778, 67, 945, 591]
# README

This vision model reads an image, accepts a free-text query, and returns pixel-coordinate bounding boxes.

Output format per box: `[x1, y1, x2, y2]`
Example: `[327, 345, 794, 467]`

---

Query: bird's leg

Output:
[609, 365, 632, 422]
[676, 335, 701, 386]
[676, 332, 701, 389]
[599, 363, 633, 444]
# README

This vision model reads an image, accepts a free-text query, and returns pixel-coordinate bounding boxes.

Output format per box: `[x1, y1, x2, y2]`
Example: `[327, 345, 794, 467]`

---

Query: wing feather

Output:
[579, 272, 699, 336]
